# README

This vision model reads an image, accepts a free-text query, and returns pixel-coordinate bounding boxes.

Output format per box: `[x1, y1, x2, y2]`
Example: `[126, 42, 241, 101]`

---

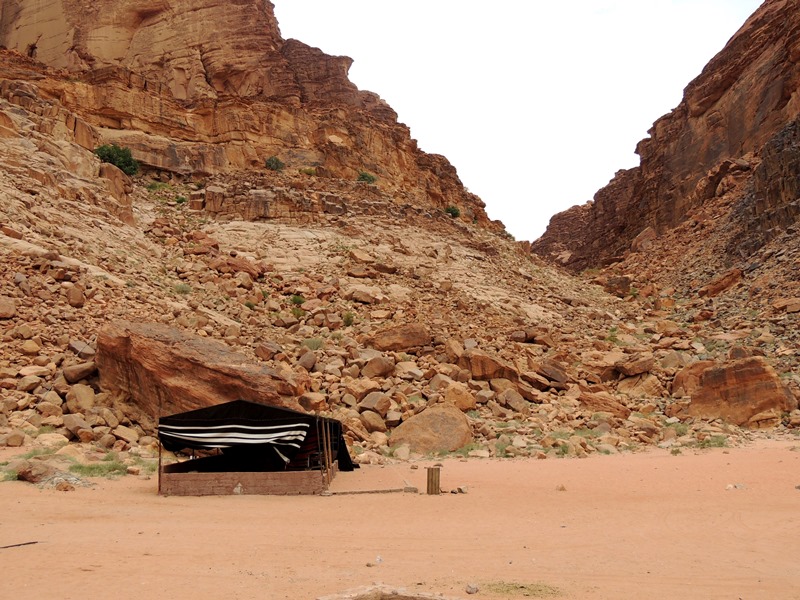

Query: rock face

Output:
[532, 0, 800, 270]
[0, 0, 493, 226]
[96, 322, 309, 418]
[689, 357, 797, 426]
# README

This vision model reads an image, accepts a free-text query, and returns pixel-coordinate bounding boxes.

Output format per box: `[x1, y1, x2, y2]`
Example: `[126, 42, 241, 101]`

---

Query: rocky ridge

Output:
[2, 167, 797, 478]
[533, 0, 800, 272]
[0, 1, 494, 223]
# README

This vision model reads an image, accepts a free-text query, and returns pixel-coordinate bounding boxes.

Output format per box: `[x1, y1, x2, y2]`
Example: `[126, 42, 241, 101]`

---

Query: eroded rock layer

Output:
[0, 0, 493, 225]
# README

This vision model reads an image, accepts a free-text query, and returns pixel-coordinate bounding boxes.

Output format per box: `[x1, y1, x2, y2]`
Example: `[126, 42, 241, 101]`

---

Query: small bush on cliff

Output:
[445, 205, 461, 218]
[94, 144, 139, 176]
[357, 171, 377, 184]
[146, 181, 170, 192]
[266, 156, 285, 171]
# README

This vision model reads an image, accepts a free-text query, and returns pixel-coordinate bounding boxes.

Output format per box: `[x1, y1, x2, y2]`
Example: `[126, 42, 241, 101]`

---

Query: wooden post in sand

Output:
[426, 466, 440, 495]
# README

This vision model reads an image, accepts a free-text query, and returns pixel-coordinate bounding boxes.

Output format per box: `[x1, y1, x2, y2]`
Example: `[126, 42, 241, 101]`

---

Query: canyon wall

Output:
[0, 0, 493, 225]
[532, 0, 800, 270]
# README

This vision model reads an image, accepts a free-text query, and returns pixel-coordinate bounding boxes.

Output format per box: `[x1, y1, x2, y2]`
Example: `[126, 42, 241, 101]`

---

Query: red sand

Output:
[2, 439, 799, 600]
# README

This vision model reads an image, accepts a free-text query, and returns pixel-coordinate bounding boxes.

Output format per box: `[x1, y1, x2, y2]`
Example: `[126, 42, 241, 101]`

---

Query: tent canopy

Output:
[158, 399, 355, 472]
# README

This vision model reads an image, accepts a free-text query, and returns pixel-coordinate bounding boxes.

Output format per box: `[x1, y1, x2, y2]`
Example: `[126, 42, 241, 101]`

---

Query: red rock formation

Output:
[688, 357, 796, 426]
[533, 0, 800, 271]
[0, 0, 493, 226]
[96, 322, 310, 419]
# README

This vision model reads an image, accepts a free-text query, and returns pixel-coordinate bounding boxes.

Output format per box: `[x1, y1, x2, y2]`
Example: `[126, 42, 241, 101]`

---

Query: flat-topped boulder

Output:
[96, 322, 309, 418]
[689, 356, 797, 426]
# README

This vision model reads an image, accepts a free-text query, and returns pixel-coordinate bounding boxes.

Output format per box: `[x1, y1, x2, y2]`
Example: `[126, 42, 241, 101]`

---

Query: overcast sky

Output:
[273, 1, 763, 241]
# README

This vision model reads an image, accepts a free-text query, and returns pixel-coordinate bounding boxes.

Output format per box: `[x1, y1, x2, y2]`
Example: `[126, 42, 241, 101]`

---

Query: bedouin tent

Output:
[157, 399, 355, 473]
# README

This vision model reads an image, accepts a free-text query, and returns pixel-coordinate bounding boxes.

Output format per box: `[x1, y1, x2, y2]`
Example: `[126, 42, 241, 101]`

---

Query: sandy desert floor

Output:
[1, 438, 799, 600]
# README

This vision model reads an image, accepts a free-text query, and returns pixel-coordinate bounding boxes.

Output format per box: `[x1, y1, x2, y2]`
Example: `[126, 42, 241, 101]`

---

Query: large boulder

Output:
[617, 374, 665, 398]
[699, 268, 743, 298]
[369, 323, 432, 352]
[0, 296, 16, 319]
[614, 352, 655, 377]
[389, 404, 472, 455]
[444, 382, 477, 412]
[96, 322, 309, 419]
[689, 357, 797, 426]
[458, 348, 518, 382]
[578, 391, 631, 420]
[671, 360, 717, 397]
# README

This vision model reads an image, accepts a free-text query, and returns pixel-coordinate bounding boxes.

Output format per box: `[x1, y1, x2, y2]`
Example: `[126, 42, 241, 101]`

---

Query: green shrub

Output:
[495, 440, 510, 455]
[298, 167, 316, 176]
[266, 156, 285, 171]
[290, 294, 306, 305]
[94, 144, 139, 176]
[357, 171, 377, 184]
[69, 461, 127, 478]
[697, 434, 728, 449]
[445, 205, 461, 218]
[302, 338, 324, 350]
[174, 283, 192, 295]
[448, 442, 482, 458]
[176, 196, 187, 204]
[132, 456, 158, 475]
[342, 311, 355, 327]
[19, 447, 60, 460]
[291, 306, 305, 319]
[667, 422, 689, 437]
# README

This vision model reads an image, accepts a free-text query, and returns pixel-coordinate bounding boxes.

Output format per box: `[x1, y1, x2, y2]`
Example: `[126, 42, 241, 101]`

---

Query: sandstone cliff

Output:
[532, 0, 800, 271]
[0, 0, 493, 225]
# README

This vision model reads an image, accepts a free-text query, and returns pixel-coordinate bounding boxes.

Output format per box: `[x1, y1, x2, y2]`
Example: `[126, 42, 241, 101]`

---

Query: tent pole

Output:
[316, 418, 326, 488]
[320, 419, 329, 488]
[325, 421, 333, 486]
[158, 392, 162, 495]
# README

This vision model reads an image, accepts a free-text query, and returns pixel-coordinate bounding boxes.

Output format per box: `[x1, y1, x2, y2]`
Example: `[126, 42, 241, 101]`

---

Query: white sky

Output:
[273, 0, 763, 241]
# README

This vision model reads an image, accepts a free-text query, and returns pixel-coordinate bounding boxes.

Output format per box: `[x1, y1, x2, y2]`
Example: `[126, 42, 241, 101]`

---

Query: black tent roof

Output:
[158, 399, 354, 472]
